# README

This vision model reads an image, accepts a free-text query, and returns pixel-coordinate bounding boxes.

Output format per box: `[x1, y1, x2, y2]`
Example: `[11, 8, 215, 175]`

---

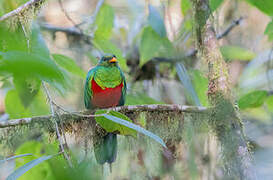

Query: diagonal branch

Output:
[42, 82, 73, 168]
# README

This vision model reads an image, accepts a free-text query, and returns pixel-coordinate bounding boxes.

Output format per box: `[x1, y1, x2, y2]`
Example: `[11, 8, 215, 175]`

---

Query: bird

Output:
[84, 54, 126, 166]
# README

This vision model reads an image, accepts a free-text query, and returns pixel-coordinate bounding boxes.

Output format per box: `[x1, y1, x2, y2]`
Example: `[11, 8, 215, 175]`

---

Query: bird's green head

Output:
[98, 54, 118, 67]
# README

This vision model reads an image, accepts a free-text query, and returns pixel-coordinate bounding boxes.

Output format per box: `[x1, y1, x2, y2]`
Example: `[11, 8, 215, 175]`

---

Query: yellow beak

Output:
[109, 57, 117, 63]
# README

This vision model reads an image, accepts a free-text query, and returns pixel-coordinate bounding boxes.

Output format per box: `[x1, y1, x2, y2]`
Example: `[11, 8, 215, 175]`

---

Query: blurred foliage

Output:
[125, 93, 164, 105]
[94, 4, 114, 40]
[209, 0, 224, 12]
[244, 0, 273, 16]
[5, 89, 49, 119]
[220, 45, 256, 61]
[181, 0, 191, 16]
[266, 95, 273, 112]
[265, 19, 273, 41]
[238, 90, 268, 109]
[52, 54, 86, 79]
[148, 5, 166, 37]
[9, 141, 102, 180]
[140, 26, 174, 65]
[0, 0, 29, 16]
[93, 4, 127, 71]
[190, 70, 209, 107]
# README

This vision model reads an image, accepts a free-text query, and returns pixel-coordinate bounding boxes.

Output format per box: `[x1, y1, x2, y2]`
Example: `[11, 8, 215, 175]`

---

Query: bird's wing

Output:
[84, 67, 97, 109]
[118, 69, 127, 106]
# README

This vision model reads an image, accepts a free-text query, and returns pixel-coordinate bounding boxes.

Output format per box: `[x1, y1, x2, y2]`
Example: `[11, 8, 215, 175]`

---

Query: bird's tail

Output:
[94, 133, 117, 166]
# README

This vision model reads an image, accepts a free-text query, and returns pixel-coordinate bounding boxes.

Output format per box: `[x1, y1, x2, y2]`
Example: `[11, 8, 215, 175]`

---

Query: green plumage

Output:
[84, 54, 126, 166]
[84, 65, 126, 109]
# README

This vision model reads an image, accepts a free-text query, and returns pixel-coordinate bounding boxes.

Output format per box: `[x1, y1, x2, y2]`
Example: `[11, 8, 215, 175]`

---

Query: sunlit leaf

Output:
[52, 54, 86, 78]
[125, 93, 164, 105]
[5, 89, 49, 119]
[238, 90, 268, 109]
[95, 110, 137, 137]
[7, 155, 55, 180]
[13, 76, 41, 107]
[181, 0, 192, 15]
[265, 20, 273, 41]
[176, 63, 201, 106]
[31, 26, 51, 58]
[94, 4, 114, 40]
[140, 26, 174, 65]
[102, 114, 167, 148]
[190, 70, 209, 107]
[14, 141, 59, 180]
[244, 0, 273, 16]
[220, 45, 256, 61]
[265, 95, 273, 112]
[148, 5, 166, 37]
[210, 0, 224, 12]
[0, 51, 66, 84]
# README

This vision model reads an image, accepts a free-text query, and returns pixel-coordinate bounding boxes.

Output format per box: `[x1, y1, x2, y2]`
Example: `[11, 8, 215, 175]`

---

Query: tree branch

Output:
[0, 0, 45, 22]
[0, 104, 207, 128]
[216, 17, 244, 39]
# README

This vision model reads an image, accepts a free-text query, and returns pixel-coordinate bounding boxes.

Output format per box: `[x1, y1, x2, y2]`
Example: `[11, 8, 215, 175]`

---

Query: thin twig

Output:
[151, 17, 244, 63]
[0, 0, 45, 22]
[76, 0, 105, 27]
[0, 104, 208, 128]
[40, 23, 83, 36]
[42, 82, 73, 168]
[58, 0, 80, 31]
[216, 17, 244, 39]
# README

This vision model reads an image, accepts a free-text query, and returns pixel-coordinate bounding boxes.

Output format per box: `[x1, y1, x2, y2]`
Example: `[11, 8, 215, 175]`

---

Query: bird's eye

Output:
[113, 55, 116, 58]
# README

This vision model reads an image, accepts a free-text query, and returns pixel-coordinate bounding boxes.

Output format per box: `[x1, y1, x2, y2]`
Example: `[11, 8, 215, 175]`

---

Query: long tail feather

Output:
[94, 133, 117, 165]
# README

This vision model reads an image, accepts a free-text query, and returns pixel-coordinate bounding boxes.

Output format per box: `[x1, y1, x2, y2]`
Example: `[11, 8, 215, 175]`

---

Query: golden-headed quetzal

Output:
[84, 54, 126, 165]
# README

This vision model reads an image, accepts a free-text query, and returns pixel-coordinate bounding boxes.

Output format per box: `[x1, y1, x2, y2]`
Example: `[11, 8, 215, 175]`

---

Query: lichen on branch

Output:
[191, 0, 255, 179]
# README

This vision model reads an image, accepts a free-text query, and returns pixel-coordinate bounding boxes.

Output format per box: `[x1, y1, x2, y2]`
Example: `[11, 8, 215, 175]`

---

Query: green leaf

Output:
[93, 38, 128, 71]
[94, 4, 114, 40]
[103, 114, 166, 148]
[5, 89, 49, 119]
[148, 5, 166, 37]
[140, 26, 174, 65]
[181, 0, 192, 15]
[176, 64, 201, 106]
[0, 51, 66, 85]
[125, 93, 164, 105]
[13, 76, 41, 107]
[7, 155, 55, 180]
[0, 154, 32, 164]
[265, 20, 273, 41]
[5, 89, 31, 119]
[238, 90, 268, 109]
[244, 0, 273, 16]
[52, 54, 86, 78]
[220, 45, 256, 61]
[13, 141, 60, 180]
[265, 95, 273, 112]
[190, 70, 209, 107]
[95, 110, 137, 137]
[209, 0, 224, 12]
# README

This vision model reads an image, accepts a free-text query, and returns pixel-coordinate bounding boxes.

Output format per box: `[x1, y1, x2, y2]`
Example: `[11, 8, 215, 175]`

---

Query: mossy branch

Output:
[0, 104, 207, 128]
[191, 0, 255, 179]
[0, 0, 45, 22]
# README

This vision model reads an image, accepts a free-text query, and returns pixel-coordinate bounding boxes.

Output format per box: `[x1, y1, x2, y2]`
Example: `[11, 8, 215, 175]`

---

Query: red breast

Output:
[91, 79, 123, 108]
